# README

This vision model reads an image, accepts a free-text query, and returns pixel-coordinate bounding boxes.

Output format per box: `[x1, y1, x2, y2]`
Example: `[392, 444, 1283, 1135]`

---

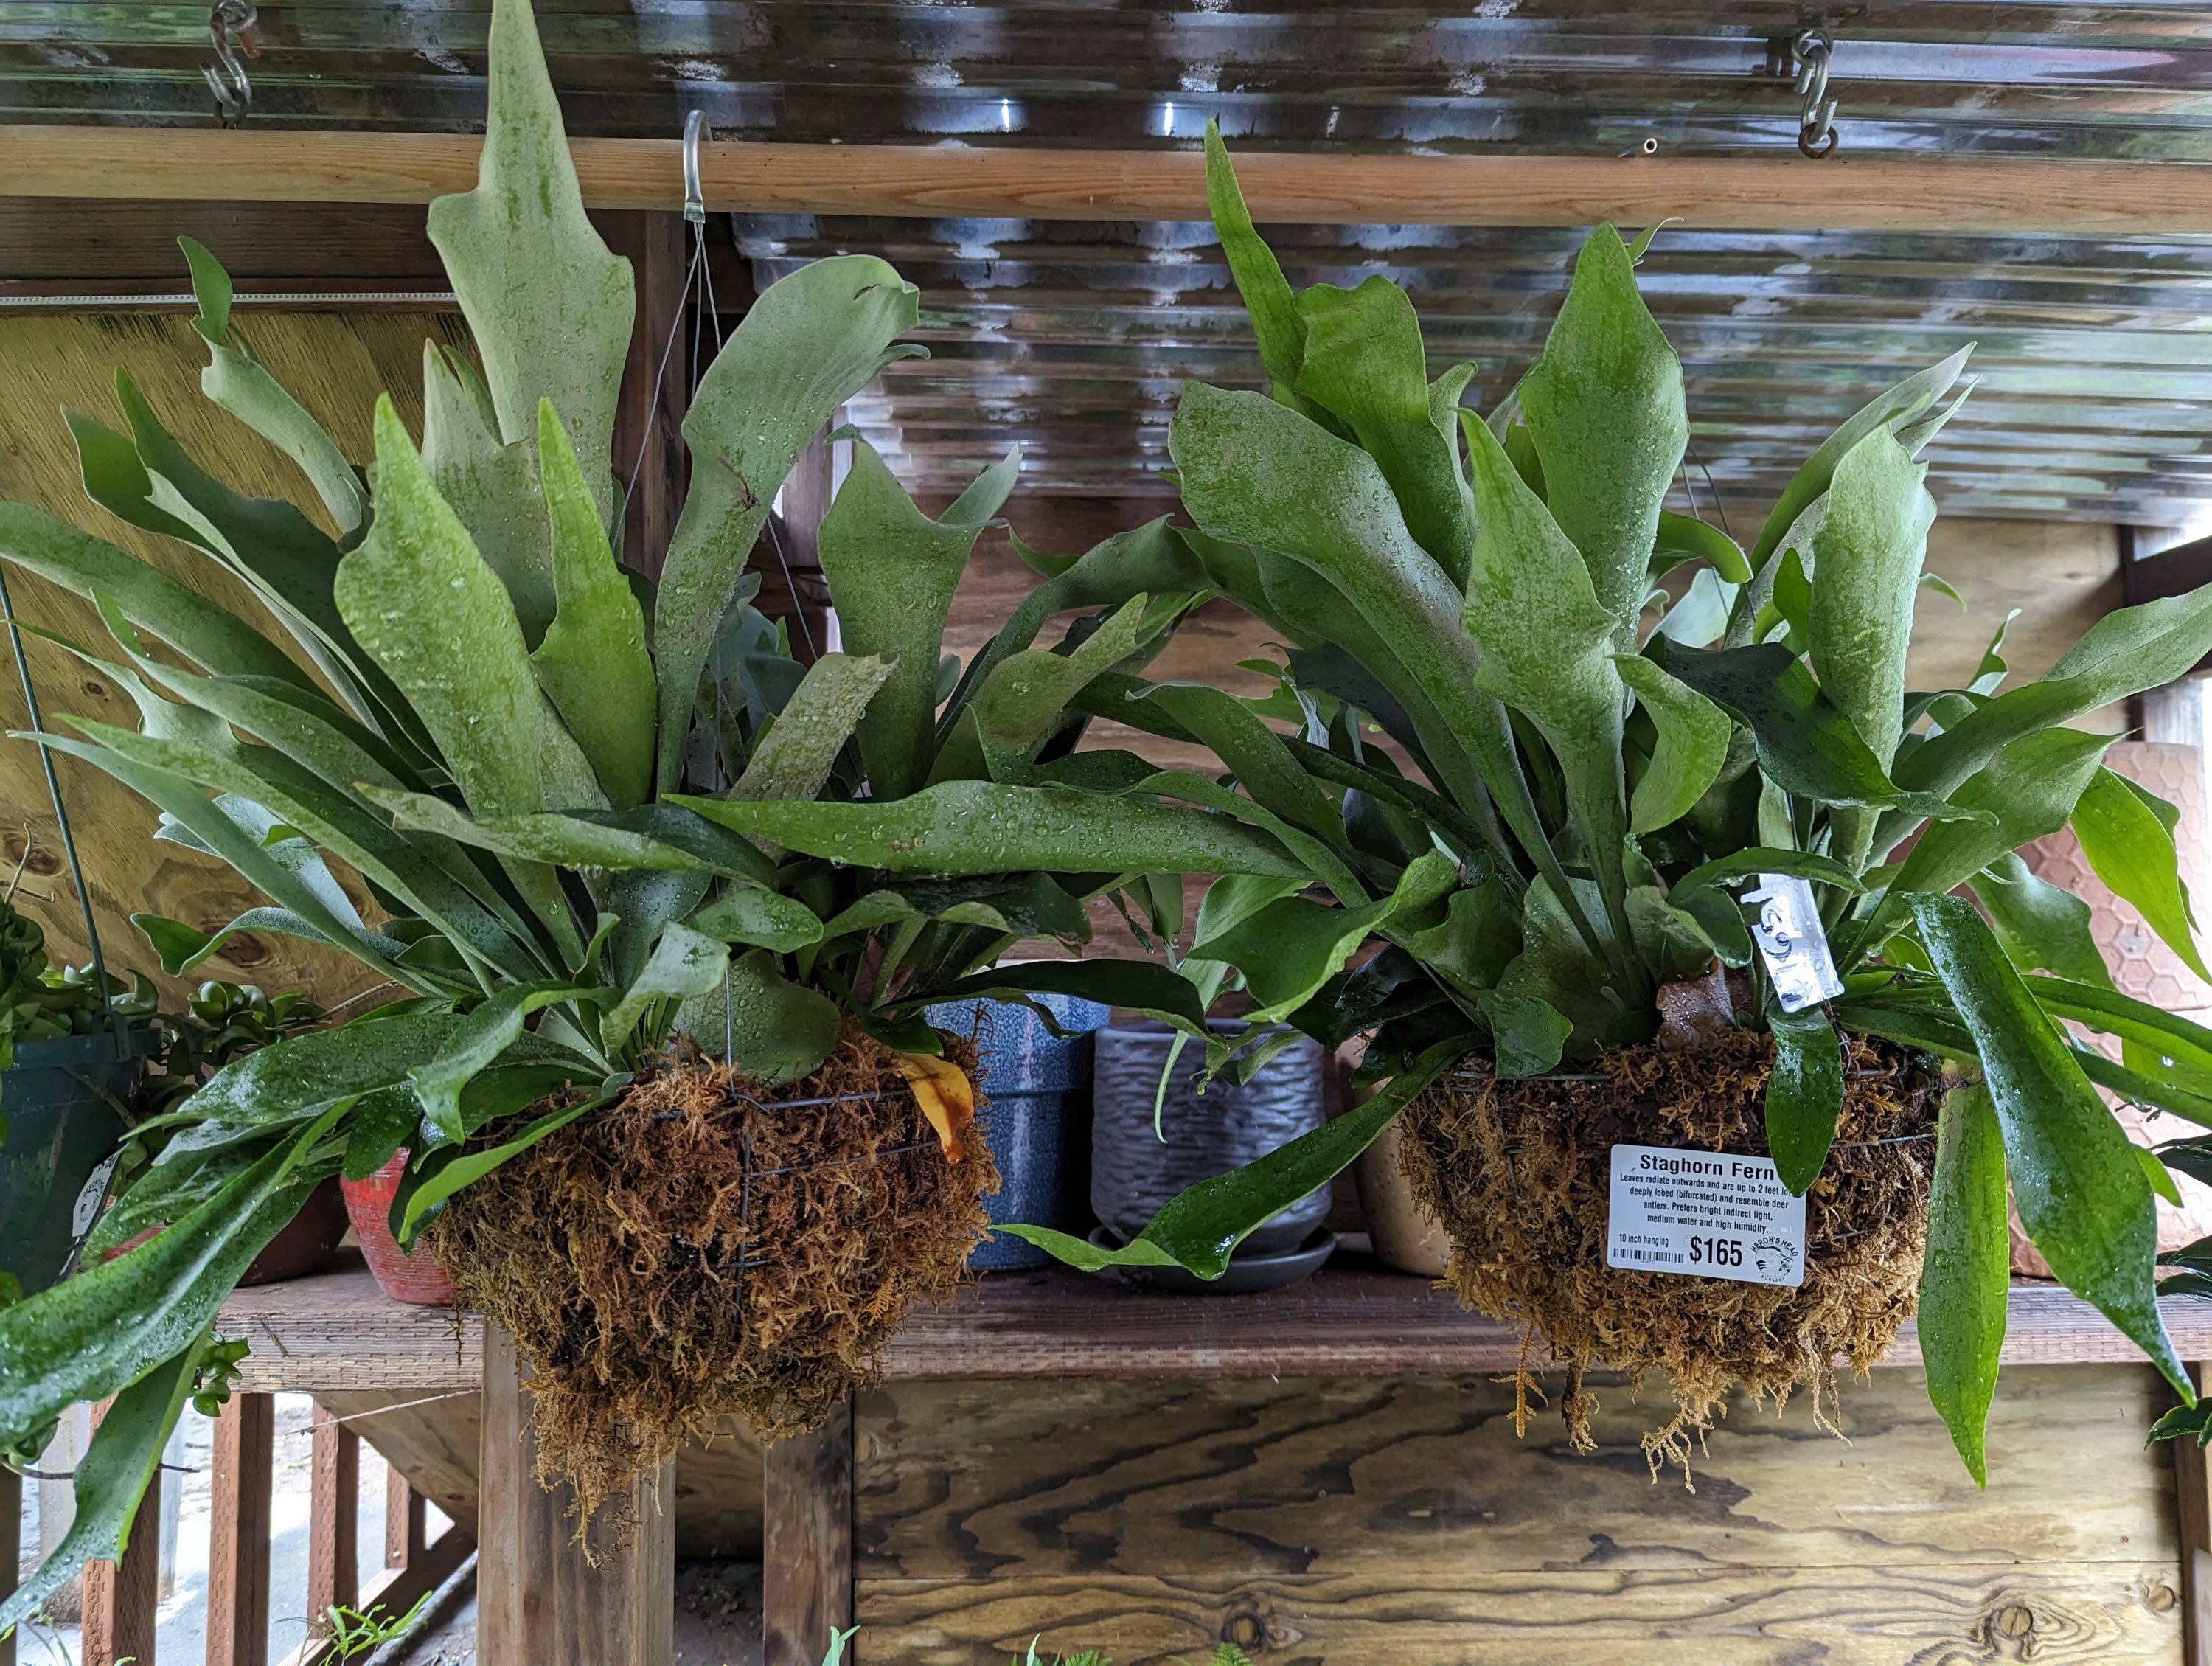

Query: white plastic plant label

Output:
[1606, 1143, 1807, 1288]
[1740, 872, 1843, 1013]
[71, 1151, 120, 1239]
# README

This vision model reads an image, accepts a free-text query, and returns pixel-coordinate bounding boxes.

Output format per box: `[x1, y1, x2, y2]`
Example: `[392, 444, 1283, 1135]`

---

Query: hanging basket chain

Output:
[205, 1, 258, 129]
[1793, 28, 1840, 158]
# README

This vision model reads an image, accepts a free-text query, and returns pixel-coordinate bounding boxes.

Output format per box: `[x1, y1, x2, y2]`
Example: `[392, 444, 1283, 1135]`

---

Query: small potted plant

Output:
[93, 980, 337, 1285]
[1009, 125, 2212, 1486]
[0, 885, 154, 1302]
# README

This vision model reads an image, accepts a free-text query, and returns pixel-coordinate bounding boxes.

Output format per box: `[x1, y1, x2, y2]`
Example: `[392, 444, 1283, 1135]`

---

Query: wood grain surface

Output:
[78, 1401, 158, 1666]
[765, 1395, 855, 1666]
[218, 1258, 2212, 1389]
[10, 128, 2212, 237]
[207, 1391, 276, 1666]
[476, 1326, 675, 1666]
[316, 1386, 482, 1538]
[856, 1368, 2184, 1664]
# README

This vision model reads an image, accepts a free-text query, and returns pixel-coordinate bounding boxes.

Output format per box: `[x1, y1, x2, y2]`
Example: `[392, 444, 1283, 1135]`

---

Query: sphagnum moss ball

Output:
[429, 1027, 996, 1527]
[1399, 1028, 1943, 1480]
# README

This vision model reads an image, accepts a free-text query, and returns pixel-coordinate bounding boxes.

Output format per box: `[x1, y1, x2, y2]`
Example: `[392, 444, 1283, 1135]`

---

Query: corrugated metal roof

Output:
[753, 212, 2212, 522]
[12, 4, 2212, 521]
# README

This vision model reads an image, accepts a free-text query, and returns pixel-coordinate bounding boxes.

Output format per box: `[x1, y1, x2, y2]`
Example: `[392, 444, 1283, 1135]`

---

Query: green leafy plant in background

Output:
[316, 1592, 436, 1663]
[1003, 123, 2212, 1482]
[139, 981, 327, 1119]
[0, 883, 154, 1076]
[0, 0, 1273, 1634]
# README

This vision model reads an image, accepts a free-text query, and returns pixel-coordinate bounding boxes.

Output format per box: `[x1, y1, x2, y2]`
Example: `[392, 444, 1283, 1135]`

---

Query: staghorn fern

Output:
[0, 3, 1291, 1634]
[1001, 123, 2212, 1482]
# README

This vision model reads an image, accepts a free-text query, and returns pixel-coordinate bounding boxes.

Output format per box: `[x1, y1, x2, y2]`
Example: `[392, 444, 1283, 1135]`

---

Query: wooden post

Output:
[81, 1402, 159, 1666]
[386, 1463, 425, 1572]
[762, 1394, 854, 1666]
[599, 209, 690, 579]
[476, 1326, 673, 1666]
[2179, 1365, 2212, 1666]
[754, 427, 836, 667]
[1, 1460, 18, 1666]
[306, 1404, 359, 1641]
[207, 1392, 275, 1666]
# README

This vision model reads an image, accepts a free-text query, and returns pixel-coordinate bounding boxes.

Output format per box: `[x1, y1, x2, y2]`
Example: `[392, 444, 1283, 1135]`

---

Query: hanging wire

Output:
[0, 564, 121, 1046]
[1683, 435, 1735, 543]
[205, 1, 257, 129]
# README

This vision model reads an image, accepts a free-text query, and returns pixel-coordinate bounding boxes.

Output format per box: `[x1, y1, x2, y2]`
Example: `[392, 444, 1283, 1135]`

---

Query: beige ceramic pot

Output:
[1332, 1039, 1450, 1277]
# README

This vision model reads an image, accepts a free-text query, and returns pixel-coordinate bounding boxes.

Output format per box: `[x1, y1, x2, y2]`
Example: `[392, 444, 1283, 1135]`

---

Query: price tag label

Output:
[1740, 872, 1843, 1013]
[1606, 1143, 1806, 1288]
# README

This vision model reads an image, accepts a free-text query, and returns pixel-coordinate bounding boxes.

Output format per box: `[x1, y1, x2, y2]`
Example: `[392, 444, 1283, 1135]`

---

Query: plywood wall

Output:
[1911, 518, 2124, 724]
[0, 310, 466, 1007]
[857, 1366, 2181, 1665]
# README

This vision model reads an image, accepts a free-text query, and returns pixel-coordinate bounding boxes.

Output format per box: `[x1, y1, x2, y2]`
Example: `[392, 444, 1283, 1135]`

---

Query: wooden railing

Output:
[4, 1392, 473, 1666]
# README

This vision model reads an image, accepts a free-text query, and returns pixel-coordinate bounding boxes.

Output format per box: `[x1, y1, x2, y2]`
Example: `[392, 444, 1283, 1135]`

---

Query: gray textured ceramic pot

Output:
[1091, 1021, 1326, 1255]
[927, 991, 1109, 1269]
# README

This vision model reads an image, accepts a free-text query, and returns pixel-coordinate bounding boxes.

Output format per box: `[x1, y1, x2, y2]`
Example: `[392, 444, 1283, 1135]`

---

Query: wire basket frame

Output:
[642, 1081, 959, 1322]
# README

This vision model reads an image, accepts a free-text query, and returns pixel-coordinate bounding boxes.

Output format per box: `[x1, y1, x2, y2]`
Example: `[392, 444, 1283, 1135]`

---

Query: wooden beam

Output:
[0, 198, 442, 285]
[476, 1326, 674, 1666]
[762, 1395, 854, 1666]
[2182, 1364, 2212, 1666]
[306, 1403, 360, 1642]
[208, 1392, 276, 1666]
[8, 127, 2212, 235]
[753, 428, 836, 667]
[386, 1465, 424, 1574]
[310, 1388, 481, 1540]
[220, 1261, 2212, 1389]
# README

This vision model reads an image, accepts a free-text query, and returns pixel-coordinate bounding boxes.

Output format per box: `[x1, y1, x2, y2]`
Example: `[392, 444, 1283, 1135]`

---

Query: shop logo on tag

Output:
[1740, 872, 1843, 1013]
[71, 1152, 120, 1238]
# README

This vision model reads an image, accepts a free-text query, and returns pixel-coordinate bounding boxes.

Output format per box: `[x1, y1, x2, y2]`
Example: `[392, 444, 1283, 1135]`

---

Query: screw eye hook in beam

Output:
[205, 1, 258, 128]
[1792, 27, 1839, 158]
[683, 108, 708, 226]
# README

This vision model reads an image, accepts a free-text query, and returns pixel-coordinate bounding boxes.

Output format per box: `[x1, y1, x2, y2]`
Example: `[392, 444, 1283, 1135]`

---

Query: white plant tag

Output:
[1740, 872, 1843, 1013]
[71, 1151, 120, 1238]
[1606, 1143, 1807, 1288]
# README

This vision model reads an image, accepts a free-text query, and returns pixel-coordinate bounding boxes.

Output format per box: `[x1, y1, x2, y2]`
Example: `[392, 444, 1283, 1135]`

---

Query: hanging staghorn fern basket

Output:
[428, 1025, 997, 1528]
[1397, 1022, 1945, 1480]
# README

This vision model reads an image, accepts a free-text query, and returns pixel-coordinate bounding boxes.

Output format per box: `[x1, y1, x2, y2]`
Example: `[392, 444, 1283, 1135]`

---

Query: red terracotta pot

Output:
[341, 1153, 459, 1306]
[102, 1178, 348, 1285]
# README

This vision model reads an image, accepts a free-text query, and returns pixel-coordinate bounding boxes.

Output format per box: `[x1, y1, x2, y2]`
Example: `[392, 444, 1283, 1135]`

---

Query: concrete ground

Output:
[10, 1391, 760, 1666]
[369, 1557, 762, 1666]
[13, 1392, 399, 1665]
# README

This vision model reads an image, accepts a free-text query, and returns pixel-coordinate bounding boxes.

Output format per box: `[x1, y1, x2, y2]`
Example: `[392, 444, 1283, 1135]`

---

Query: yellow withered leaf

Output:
[895, 1052, 976, 1162]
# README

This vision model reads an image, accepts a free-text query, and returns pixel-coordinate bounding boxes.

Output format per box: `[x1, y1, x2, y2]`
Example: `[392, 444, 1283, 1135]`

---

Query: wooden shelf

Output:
[215, 1249, 2212, 1392]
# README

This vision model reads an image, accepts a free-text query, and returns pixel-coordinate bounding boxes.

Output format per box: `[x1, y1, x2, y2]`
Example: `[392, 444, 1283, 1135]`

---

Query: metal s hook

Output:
[1792, 28, 1839, 158]
[205, 1, 258, 128]
[683, 108, 708, 226]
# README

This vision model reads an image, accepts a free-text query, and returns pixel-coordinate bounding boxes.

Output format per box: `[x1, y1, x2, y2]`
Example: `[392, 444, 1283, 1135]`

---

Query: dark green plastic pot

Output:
[0, 1027, 148, 1299]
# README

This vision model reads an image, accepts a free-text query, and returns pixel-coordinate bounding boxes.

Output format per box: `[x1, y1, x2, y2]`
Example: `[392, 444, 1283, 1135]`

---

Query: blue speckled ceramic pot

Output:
[926, 992, 1109, 1268]
[1091, 1021, 1326, 1256]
